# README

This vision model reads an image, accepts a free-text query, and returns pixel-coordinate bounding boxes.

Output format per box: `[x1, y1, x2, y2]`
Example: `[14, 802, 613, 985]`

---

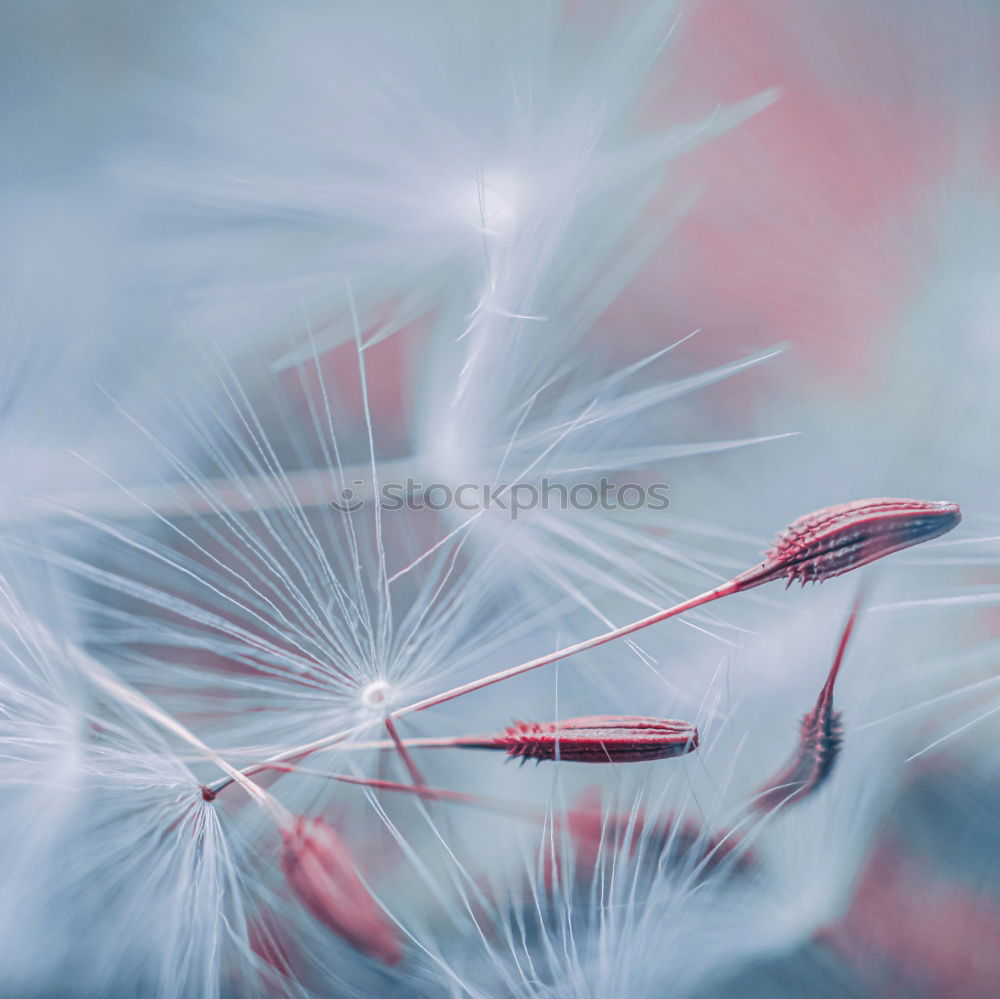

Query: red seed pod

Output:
[281, 815, 401, 966]
[496, 715, 698, 763]
[753, 701, 843, 813]
[734, 498, 961, 590]
[753, 587, 864, 813]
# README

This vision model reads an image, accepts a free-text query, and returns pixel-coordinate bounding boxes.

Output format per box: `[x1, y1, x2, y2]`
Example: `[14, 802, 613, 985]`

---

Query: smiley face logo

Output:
[329, 480, 365, 513]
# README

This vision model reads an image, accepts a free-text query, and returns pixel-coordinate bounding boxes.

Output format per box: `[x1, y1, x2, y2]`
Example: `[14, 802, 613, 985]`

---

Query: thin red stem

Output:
[822, 581, 869, 701]
[208, 578, 741, 794]
[218, 761, 542, 821]
[328, 773, 538, 819]
[390, 579, 740, 718]
[384, 715, 426, 786]
[357, 734, 500, 751]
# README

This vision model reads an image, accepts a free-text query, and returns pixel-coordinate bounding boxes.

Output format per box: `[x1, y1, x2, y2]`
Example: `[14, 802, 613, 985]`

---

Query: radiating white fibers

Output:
[1, 1, 998, 996]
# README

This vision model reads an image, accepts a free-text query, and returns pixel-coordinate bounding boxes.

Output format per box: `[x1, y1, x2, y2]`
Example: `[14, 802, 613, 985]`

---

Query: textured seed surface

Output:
[753, 588, 864, 812]
[754, 704, 843, 812]
[499, 715, 698, 763]
[736, 498, 961, 590]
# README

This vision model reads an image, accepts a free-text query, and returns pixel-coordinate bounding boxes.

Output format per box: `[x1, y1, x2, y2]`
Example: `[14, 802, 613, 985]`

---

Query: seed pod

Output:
[281, 815, 401, 965]
[753, 587, 864, 813]
[735, 498, 961, 590]
[754, 701, 843, 813]
[490, 715, 698, 763]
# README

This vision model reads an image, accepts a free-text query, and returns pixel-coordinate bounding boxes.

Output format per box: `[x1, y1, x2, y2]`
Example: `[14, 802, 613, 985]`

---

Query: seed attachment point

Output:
[361, 679, 394, 711]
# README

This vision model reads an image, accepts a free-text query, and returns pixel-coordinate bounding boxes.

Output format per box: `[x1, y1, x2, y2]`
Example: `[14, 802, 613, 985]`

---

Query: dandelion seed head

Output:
[0, 573, 259, 997]
[3, 2, 997, 995]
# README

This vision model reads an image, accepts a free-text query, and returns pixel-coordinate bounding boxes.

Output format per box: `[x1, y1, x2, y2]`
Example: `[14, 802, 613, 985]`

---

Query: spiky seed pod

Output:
[280, 816, 401, 966]
[392, 499, 960, 722]
[491, 715, 698, 764]
[754, 706, 844, 813]
[735, 498, 961, 590]
[754, 587, 864, 812]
